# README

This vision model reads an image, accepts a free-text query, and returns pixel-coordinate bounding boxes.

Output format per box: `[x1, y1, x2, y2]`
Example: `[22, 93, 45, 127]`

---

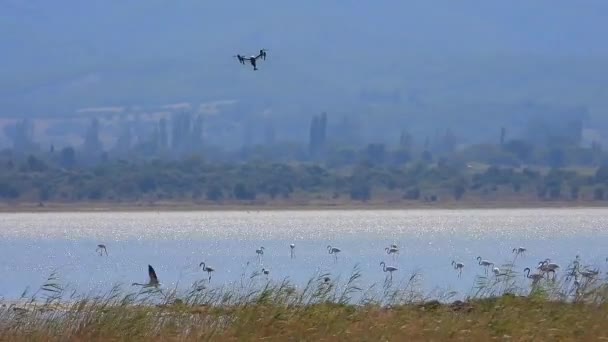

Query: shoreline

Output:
[1, 199, 607, 212]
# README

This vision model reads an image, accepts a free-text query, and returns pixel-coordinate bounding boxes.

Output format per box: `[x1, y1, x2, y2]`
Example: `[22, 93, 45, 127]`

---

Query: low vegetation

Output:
[2, 153, 608, 206]
[3, 260, 608, 341]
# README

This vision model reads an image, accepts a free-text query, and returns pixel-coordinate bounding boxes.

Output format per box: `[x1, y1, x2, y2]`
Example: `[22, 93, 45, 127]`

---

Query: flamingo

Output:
[132, 265, 160, 288]
[96, 244, 108, 256]
[537, 260, 560, 279]
[256, 247, 265, 263]
[380, 261, 398, 280]
[524, 267, 547, 284]
[199, 262, 215, 282]
[476, 256, 494, 274]
[327, 245, 341, 262]
[537, 259, 560, 271]
[512, 247, 526, 257]
[290, 243, 295, 259]
[451, 261, 464, 278]
[385, 246, 399, 258]
[579, 268, 599, 280]
[566, 257, 582, 280]
[492, 267, 507, 277]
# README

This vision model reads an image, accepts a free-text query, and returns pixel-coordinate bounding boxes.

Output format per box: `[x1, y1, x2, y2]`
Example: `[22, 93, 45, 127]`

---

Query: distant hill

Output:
[1, 1, 608, 144]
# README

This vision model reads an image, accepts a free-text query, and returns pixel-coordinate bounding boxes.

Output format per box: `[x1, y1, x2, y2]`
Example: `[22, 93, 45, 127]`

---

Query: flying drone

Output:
[234, 49, 268, 71]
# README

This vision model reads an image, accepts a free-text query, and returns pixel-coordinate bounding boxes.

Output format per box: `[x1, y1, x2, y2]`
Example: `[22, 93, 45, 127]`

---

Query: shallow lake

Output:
[1, 209, 607, 300]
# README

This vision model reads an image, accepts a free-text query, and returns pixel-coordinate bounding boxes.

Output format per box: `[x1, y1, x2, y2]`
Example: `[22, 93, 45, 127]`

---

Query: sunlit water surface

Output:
[1, 209, 607, 300]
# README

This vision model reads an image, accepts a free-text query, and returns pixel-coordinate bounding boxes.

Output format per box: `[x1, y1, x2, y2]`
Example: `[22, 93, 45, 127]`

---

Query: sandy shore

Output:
[0, 199, 606, 212]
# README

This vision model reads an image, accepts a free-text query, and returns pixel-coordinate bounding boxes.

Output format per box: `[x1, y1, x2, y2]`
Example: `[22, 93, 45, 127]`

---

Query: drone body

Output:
[234, 49, 268, 70]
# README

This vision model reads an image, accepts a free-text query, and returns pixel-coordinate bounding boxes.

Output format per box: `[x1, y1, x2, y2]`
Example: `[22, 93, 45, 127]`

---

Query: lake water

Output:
[1, 209, 607, 300]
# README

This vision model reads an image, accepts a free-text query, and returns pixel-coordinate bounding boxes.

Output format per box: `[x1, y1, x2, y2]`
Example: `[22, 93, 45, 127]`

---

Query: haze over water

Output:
[2, 208, 607, 300]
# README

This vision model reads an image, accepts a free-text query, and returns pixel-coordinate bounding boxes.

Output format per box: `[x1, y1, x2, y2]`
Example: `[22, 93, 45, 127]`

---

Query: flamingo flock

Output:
[99, 241, 605, 294]
[449, 246, 604, 289]
[104, 241, 408, 288]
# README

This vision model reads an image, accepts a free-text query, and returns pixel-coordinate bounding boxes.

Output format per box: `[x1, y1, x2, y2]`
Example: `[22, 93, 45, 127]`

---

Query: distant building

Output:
[521, 103, 587, 146]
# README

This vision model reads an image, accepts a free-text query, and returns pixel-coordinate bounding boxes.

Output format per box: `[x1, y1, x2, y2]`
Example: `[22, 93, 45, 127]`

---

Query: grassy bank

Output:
[4, 297, 606, 341]
[2, 264, 607, 341]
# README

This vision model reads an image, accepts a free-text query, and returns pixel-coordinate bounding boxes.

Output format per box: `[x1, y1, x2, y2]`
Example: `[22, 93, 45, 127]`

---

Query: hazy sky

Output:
[1, 1, 607, 116]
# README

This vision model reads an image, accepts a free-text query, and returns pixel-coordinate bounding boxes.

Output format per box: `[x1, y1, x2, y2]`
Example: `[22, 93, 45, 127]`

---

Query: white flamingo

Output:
[492, 267, 507, 277]
[451, 261, 464, 278]
[96, 244, 108, 256]
[199, 262, 215, 282]
[327, 245, 341, 262]
[380, 261, 398, 280]
[290, 243, 295, 259]
[256, 246, 265, 263]
[132, 265, 160, 288]
[476, 256, 494, 274]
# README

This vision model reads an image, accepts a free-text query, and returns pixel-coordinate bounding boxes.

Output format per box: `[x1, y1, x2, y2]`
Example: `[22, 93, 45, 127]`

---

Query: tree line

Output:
[2, 151, 608, 204]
